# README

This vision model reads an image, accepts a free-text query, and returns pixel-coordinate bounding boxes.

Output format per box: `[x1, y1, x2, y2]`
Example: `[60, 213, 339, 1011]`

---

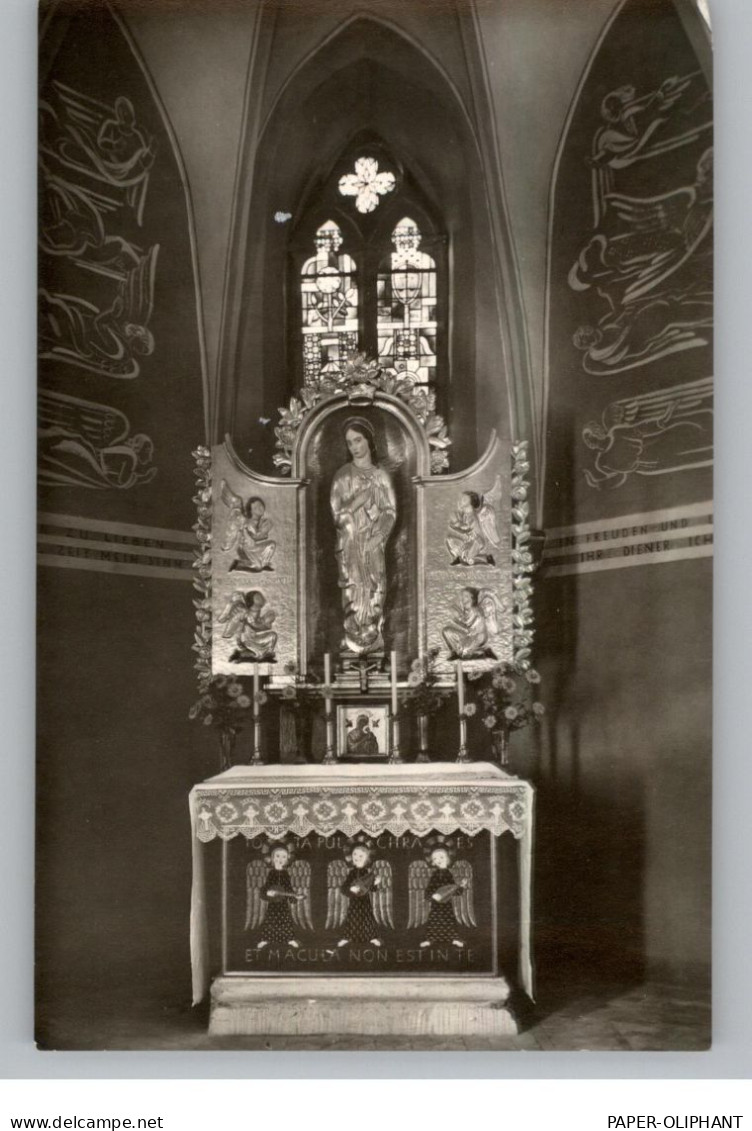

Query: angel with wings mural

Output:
[326, 839, 394, 949]
[38, 245, 159, 379]
[582, 376, 713, 490]
[217, 590, 277, 662]
[219, 482, 276, 572]
[41, 84, 157, 224]
[446, 475, 503, 566]
[408, 840, 476, 950]
[245, 843, 313, 950]
[569, 147, 712, 376]
[38, 390, 156, 490]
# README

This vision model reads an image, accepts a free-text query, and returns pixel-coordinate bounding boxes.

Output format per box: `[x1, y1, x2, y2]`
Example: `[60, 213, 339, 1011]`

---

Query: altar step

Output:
[209, 975, 518, 1038]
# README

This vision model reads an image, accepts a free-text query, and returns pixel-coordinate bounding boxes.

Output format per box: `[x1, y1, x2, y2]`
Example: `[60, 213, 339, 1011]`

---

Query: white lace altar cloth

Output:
[189, 763, 534, 1002]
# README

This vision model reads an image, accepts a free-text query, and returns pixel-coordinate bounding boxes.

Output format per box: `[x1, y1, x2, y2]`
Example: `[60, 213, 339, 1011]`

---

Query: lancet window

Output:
[300, 220, 359, 385]
[377, 217, 437, 386]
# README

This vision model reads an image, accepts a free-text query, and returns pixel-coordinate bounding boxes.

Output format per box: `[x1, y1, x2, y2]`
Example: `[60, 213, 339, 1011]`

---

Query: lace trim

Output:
[193, 783, 531, 842]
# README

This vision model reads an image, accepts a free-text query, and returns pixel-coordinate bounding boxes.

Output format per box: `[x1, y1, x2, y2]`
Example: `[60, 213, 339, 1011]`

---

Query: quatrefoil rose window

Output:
[338, 156, 396, 214]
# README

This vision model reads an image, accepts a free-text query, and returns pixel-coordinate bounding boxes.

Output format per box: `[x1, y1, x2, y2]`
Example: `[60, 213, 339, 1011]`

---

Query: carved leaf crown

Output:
[273, 352, 451, 476]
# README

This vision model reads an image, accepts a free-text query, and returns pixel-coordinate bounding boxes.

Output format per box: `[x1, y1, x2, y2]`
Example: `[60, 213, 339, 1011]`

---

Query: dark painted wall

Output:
[524, 558, 711, 979]
[35, 568, 217, 1043]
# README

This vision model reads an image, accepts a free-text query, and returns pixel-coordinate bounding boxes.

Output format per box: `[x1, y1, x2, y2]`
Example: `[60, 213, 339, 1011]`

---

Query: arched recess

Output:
[39, 0, 208, 530]
[541, 0, 713, 529]
[217, 15, 527, 475]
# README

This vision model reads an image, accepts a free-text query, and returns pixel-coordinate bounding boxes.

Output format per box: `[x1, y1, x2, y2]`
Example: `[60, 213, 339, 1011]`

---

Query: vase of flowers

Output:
[471, 663, 544, 769]
[403, 648, 451, 762]
[189, 675, 254, 770]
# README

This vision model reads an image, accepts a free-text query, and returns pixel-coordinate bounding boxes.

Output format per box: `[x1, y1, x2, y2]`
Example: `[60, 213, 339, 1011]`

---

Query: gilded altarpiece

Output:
[192, 358, 534, 1036]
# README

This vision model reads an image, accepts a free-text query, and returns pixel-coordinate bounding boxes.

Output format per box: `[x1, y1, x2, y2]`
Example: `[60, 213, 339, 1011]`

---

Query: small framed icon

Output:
[336, 702, 391, 759]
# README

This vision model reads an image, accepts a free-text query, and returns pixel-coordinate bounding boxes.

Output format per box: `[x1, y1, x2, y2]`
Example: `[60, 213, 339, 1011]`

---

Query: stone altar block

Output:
[190, 762, 533, 1039]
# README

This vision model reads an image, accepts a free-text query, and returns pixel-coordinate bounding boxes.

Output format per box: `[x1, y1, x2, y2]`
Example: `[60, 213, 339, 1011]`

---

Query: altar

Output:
[188, 352, 538, 1039]
[190, 762, 533, 1037]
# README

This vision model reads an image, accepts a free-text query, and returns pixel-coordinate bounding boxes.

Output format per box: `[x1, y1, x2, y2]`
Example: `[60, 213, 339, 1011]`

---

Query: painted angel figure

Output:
[220, 482, 276, 572]
[582, 390, 711, 490]
[446, 475, 503, 566]
[217, 590, 277, 661]
[38, 390, 156, 490]
[326, 844, 394, 948]
[38, 245, 159, 379]
[43, 85, 156, 224]
[245, 845, 313, 950]
[408, 846, 476, 950]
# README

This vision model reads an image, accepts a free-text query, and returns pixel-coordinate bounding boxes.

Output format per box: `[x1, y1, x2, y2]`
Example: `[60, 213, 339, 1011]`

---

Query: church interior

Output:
[36, 0, 712, 1051]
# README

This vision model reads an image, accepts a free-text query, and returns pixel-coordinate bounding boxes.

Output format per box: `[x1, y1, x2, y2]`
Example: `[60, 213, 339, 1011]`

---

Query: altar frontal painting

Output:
[225, 832, 497, 976]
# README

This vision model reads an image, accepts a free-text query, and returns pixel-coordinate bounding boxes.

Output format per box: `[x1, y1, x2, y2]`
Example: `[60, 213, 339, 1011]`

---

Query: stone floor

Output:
[36, 974, 710, 1052]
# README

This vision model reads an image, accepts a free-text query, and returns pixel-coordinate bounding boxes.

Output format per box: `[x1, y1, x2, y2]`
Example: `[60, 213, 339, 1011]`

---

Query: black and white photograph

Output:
[35, 0, 713, 1053]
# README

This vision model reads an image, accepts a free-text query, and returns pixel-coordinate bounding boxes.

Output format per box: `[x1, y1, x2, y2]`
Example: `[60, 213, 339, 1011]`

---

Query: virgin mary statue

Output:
[330, 418, 396, 655]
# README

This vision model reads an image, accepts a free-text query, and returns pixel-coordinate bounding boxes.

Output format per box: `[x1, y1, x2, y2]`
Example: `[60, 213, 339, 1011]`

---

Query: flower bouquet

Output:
[189, 675, 254, 770]
[470, 663, 545, 767]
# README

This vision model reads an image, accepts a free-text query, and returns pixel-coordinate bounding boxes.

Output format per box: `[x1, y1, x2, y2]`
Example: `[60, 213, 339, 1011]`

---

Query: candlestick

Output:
[323, 652, 336, 765]
[456, 660, 469, 763]
[389, 711, 403, 764]
[388, 651, 404, 763]
[416, 714, 430, 763]
[251, 662, 264, 765]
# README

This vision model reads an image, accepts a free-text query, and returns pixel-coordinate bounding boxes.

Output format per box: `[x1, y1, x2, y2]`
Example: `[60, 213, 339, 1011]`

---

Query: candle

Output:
[390, 651, 398, 716]
[323, 653, 335, 765]
[456, 660, 469, 763]
[251, 662, 263, 765]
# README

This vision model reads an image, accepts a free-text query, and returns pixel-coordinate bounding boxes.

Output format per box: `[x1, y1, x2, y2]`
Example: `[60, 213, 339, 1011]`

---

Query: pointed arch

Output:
[217, 13, 530, 477]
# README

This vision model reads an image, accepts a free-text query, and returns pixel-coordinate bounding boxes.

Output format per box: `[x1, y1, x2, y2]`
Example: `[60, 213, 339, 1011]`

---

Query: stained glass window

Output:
[376, 217, 437, 385]
[294, 150, 445, 396]
[300, 220, 358, 384]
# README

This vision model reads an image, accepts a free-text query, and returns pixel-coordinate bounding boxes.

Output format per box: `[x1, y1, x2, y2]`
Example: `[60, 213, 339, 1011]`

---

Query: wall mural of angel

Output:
[217, 590, 277, 662]
[442, 587, 507, 660]
[41, 83, 157, 225]
[38, 389, 156, 490]
[40, 164, 145, 276]
[325, 840, 394, 949]
[582, 376, 713, 490]
[408, 839, 476, 950]
[446, 475, 503, 566]
[38, 245, 159, 379]
[589, 72, 711, 225]
[219, 482, 277, 572]
[245, 843, 313, 950]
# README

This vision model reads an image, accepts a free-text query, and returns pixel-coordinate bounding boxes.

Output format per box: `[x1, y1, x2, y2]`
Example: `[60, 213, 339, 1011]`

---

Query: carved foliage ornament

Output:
[273, 352, 451, 475]
[510, 441, 534, 671]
